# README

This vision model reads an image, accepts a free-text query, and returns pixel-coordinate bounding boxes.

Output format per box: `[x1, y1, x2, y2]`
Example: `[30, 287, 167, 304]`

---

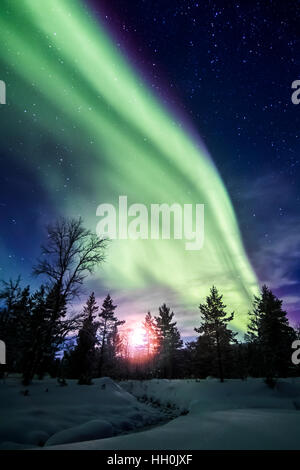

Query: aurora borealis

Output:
[0, 0, 299, 338]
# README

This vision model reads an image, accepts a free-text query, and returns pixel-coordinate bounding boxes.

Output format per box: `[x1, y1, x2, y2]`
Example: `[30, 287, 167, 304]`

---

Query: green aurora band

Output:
[0, 0, 259, 333]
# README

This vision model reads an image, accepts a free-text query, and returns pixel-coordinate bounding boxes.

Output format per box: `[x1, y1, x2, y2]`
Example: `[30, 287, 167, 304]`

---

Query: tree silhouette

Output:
[246, 285, 295, 383]
[195, 286, 237, 382]
[155, 304, 183, 378]
[74, 292, 99, 384]
[29, 217, 107, 383]
[98, 294, 125, 376]
[143, 312, 159, 359]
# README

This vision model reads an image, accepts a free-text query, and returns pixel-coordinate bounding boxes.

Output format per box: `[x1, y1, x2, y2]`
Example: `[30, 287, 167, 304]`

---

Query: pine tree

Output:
[32, 283, 67, 382]
[21, 286, 47, 385]
[74, 292, 99, 384]
[0, 278, 23, 372]
[143, 312, 159, 359]
[244, 302, 263, 377]
[155, 304, 183, 378]
[186, 334, 215, 379]
[141, 312, 160, 378]
[105, 322, 124, 378]
[195, 286, 237, 382]
[98, 294, 125, 376]
[246, 285, 295, 382]
[12, 285, 32, 373]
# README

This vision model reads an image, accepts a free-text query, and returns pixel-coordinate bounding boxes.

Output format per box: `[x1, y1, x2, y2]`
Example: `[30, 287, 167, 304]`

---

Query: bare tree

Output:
[0, 277, 22, 315]
[25, 217, 107, 383]
[34, 217, 107, 305]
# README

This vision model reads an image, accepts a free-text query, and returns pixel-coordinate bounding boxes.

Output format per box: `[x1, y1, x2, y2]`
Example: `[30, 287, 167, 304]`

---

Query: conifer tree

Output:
[155, 304, 183, 378]
[75, 292, 99, 384]
[105, 323, 124, 377]
[21, 286, 47, 385]
[143, 312, 159, 359]
[0, 278, 23, 372]
[195, 286, 237, 382]
[246, 285, 295, 382]
[98, 294, 125, 376]
[12, 285, 32, 373]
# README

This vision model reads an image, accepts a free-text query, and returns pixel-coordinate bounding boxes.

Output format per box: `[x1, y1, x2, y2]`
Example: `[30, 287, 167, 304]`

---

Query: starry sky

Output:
[0, 0, 299, 340]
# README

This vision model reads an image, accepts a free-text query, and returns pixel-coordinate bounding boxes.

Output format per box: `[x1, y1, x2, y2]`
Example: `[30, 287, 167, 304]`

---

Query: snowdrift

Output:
[1, 377, 300, 449]
[0, 376, 165, 449]
[48, 378, 300, 450]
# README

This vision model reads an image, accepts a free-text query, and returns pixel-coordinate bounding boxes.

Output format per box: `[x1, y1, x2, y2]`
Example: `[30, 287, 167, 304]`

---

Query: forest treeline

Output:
[0, 217, 299, 387]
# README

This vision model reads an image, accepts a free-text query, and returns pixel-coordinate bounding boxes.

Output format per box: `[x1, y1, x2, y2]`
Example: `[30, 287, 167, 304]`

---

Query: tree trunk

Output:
[216, 330, 224, 383]
[98, 326, 107, 377]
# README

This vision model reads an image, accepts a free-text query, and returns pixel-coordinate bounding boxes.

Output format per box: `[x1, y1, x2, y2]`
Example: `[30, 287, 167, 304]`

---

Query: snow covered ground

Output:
[1, 376, 300, 450]
[0, 376, 167, 449]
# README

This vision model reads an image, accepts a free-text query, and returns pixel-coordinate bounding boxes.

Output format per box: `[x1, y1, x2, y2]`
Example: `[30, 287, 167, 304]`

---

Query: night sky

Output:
[0, 0, 299, 339]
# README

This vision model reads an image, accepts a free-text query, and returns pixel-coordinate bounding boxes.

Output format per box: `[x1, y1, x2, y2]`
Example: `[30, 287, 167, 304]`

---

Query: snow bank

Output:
[121, 377, 298, 412]
[2, 377, 300, 450]
[48, 378, 300, 450]
[0, 376, 164, 449]
[45, 420, 113, 446]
